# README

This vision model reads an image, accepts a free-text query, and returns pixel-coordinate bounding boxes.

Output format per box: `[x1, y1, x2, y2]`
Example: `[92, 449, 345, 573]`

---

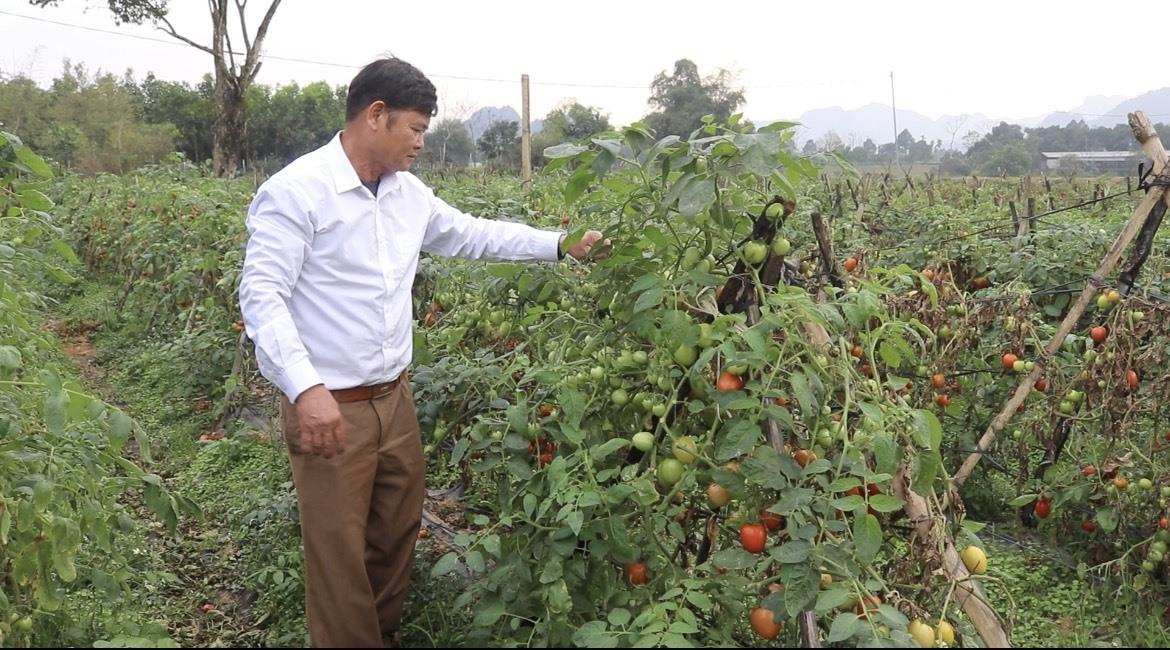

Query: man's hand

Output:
[294, 384, 347, 458]
[560, 230, 611, 261]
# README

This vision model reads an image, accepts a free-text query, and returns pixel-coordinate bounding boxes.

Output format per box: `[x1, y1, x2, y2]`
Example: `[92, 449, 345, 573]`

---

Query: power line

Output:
[0, 9, 868, 93]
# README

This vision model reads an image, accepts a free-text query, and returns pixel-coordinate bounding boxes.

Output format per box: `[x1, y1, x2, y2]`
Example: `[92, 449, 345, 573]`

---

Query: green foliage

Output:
[477, 121, 521, 169]
[0, 131, 190, 647]
[644, 59, 745, 138]
[417, 118, 475, 169]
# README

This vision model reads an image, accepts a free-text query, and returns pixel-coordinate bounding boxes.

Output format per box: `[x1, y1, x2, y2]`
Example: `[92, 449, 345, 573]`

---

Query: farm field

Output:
[3, 118, 1170, 648]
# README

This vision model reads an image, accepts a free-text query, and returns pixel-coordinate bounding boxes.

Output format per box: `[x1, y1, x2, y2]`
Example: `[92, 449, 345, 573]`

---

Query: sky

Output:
[0, 0, 1158, 128]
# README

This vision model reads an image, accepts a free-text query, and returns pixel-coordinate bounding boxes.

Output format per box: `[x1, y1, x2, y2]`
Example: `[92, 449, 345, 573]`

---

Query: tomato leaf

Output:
[780, 560, 818, 617]
[912, 450, 942, 495]
[712, 548, 757, 570]
[1096, 507, 1119, 532]
[790, 371, 819, 423]
[867, 495, 905, 513]
[912, 409, 943, 451]
[853, 514, 882, 565]
[816, 588, 853, 614]
[827, 613, 861, 643]
[773, 540, 811, 564]
[714, 418, 761, 460]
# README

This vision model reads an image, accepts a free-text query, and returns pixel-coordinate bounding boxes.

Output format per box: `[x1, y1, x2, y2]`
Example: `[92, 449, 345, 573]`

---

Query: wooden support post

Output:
[953, 111, 1170, 489]
[521, 74, 532, 193]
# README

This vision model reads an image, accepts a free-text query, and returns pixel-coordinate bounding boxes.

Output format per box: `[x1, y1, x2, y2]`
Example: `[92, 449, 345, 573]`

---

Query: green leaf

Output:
[773, 540, 811, 563]
[853, 514, 881, 565]
[867, 494, 904, 513]
[473, 597, 507, 626]
[780, 561, 818, 617]
[912, 450, 941, 495]
[714, 418, 761, 460]
[815, 587, 853, 613]
[431, 552, 461, 577]
[0, 345, 21, 372]
[15, 144, 52, 178]
[1096, 507, 1119, 533]
[573, 620, 618, 648]
[634, 286, 664, 313]
[590, 438, 628, 461]
[912, 409, 943, 451]
[678, 177, 715, 218]
[827, 613, 860, 643]
[832, 496, 865, 512]
[712, 548, 758, 570]
[608, 607, 632, 627]
[1008, 494, 1037, 507]
[790, 371, 818, 423]
[544, 143, 588, 159]
[44, 390, 68, 435]
[17, 189, 53, 210]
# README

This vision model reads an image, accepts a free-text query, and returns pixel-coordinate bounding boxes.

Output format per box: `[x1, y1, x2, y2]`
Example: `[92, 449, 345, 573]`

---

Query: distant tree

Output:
[246, 80, 345, 167]
[477, 121, 519, 168]
[139, 73, 215, 162]
[802, 139, 817, 155]
[939, 150, 970, 176]
[979, 142, 1032, 176]
[643, 59, 744, 137]
[533, 101, 612, 165]
[31, 0, 285, 177]
[817, 130, 843, 152]
[44, 62, 177, 172]
[417, 118, 474, 168]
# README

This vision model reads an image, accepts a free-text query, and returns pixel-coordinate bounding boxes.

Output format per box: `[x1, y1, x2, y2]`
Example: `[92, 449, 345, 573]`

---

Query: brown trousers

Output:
[280, 377, 425, 648]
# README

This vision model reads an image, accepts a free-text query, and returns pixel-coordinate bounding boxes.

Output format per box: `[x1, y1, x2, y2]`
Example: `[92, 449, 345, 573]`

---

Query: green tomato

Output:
[742, 241, 768, 265]
[673, 344, 698, 367]
[631, 432, 655, 452]
[657, 458, 685, 486]
[771, 236, 792, 256]
[652, 403, 668, 418]
[672, 436, 699, 464]
[611, 389, 629, 406]
[765, 202, 783, 219]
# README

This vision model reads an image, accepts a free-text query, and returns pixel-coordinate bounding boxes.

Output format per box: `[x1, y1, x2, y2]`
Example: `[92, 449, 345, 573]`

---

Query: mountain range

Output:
[457, 87, 1170, 151]
[781, 87, 1170, 150]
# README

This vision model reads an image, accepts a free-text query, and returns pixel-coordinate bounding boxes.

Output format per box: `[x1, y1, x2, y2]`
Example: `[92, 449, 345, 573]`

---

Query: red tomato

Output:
[740, 523, 767, 554]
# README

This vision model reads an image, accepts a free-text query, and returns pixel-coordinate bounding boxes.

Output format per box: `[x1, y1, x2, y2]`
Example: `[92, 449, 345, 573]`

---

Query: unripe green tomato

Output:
[611, 389, 629, 406]
[631, 432, 654, 452]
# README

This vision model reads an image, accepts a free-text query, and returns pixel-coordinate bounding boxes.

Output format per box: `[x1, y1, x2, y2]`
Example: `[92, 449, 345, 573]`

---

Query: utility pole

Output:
[521, 74, 532, 193]
[890, 71, 899, 169]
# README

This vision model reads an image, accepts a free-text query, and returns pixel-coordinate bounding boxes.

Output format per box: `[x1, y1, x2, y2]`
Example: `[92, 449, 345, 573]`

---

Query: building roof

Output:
[1039, 151, 1138, 161]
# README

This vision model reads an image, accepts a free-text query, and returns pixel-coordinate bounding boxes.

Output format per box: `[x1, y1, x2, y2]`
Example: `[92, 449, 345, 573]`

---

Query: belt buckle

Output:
[373, 381, 394, 398]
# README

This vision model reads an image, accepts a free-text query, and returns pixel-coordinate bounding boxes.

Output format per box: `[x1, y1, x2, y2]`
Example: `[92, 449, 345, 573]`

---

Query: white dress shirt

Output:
[239, 133, 562, 401]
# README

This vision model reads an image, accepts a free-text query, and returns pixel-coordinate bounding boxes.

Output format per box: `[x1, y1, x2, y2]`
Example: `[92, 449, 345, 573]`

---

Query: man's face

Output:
[380, 108, 430, 173]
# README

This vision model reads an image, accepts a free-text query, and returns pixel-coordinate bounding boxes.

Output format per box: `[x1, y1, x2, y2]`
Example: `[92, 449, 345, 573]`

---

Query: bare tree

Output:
[943, 115, 968, 151]
[31, 0, 283, 177]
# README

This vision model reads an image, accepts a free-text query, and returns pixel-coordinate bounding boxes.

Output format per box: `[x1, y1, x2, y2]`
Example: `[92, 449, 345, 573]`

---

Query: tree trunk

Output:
[212, 76, 246, 177]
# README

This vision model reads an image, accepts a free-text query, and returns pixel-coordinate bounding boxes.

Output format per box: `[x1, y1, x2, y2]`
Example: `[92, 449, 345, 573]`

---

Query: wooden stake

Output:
[521, 74, 532, 193]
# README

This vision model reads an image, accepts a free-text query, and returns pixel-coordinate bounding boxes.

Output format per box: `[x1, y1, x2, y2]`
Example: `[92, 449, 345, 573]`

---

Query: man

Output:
[238, 58, 606, 648]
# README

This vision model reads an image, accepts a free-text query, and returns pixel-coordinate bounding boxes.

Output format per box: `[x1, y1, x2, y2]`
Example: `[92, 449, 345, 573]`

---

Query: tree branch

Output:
[154, 12, 214, 55]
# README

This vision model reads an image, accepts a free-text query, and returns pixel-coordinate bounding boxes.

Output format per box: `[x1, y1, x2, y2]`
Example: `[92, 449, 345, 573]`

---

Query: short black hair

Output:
[345, 58, 438, 122]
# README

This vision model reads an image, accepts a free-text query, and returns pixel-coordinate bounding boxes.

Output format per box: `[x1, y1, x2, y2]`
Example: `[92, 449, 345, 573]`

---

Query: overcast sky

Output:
[0, 0, 1157, 127]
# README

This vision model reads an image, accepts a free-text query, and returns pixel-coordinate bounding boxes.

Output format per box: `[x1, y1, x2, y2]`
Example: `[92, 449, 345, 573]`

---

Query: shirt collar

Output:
[327, 132, 402, 196]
